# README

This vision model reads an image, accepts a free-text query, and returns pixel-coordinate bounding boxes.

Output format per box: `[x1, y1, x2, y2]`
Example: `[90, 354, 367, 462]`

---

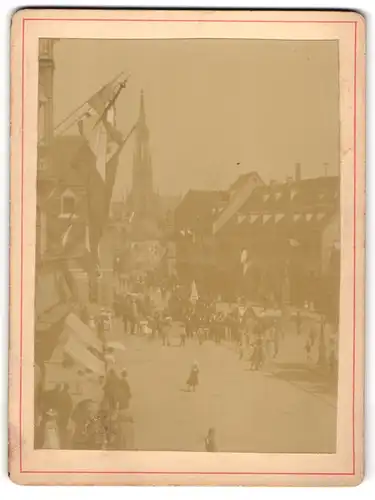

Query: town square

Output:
[34, 38, 340, 453]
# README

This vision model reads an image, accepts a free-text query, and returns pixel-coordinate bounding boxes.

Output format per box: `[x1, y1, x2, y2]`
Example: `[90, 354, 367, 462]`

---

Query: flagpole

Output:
[54, 71, 126, 136]
[93, 74, 131, 129]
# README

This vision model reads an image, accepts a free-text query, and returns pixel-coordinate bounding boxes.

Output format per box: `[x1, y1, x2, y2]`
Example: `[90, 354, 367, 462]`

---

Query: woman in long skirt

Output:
[186, 361, 199, 392]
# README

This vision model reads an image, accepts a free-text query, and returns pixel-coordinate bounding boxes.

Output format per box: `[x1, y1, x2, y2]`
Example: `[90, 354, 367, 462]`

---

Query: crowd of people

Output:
[35, 270, 338, 452]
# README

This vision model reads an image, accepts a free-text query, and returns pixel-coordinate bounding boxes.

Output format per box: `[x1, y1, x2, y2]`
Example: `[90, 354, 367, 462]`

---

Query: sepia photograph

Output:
[8, 9, 365, 486]
[35, 36, 340, 454]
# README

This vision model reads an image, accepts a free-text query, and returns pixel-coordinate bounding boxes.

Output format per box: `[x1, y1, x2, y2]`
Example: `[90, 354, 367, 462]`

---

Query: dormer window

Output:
[60, 189, 77, 218]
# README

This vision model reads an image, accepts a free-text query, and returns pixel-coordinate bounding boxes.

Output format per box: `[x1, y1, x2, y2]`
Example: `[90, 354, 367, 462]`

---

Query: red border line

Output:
[19, 17, 358, 477]
[352, 20, 358, 476]
[19, 17, 26, 475]
[24, 18, 356, 24]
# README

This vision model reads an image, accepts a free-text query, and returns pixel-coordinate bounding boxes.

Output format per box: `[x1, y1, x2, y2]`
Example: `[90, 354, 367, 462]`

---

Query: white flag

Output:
[293, 213, 302, 222]
[306, 213, 313, 222]
[288, 238, 300, 247]
[275, 214, 284, 223]
[237, 214, 246, 224]
[249, 214, 259, 224]
[240, 249, 248, 264]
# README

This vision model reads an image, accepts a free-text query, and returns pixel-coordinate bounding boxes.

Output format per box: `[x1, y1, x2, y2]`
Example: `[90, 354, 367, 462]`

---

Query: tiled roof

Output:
[44, 135, 95, 187]
[240, 176, 339, 214]
[174, 190, 230, 231]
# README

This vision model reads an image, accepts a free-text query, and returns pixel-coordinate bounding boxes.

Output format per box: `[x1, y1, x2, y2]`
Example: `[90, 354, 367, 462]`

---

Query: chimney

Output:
[295, 163, 301, 182]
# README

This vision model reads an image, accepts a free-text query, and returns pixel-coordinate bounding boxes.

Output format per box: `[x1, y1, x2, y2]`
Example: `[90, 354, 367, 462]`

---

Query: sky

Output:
[52, 38, 340, 199]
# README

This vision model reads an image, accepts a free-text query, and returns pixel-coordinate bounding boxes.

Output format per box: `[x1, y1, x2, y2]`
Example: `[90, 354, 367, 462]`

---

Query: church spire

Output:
[131, 90, 154, 215]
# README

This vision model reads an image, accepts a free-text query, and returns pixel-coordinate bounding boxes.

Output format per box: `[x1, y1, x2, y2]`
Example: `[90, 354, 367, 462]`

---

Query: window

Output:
[60, 189, 77, 217]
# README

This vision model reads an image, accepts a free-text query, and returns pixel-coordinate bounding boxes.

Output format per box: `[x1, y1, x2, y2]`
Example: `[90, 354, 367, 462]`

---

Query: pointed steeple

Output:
[131, 90, 154, 215]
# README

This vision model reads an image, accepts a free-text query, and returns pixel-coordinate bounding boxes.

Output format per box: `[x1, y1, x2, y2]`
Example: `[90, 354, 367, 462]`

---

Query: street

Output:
[109, 320, 337, 454]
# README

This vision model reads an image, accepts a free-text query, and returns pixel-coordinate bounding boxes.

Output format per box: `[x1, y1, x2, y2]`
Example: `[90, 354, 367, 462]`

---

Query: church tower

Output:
[131, 90, 154, 215]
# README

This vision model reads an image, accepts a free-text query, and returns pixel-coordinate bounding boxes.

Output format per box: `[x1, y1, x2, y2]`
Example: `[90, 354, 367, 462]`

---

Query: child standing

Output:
[186, 361, 199, 392]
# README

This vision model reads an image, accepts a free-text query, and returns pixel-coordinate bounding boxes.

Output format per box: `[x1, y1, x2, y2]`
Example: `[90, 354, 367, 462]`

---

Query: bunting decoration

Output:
[237, 214, 246, 224]
[275, 192, 282, 201]
[263, 193, 270, 202]
[248, 214, 259, 224]
[275, 213, 284, 223]
[317, 213, 325, 221]
[293, 213, 302, 222]
[305, 213, 313, 222]
[263, 214, 273, 224]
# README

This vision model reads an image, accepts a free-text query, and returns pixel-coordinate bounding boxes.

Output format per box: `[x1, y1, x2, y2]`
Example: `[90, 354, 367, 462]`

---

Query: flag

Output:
[54, 72, 126, 136]
[293, 213, 302, 222]
[248, 214, 259, 224]
[237, 214, 246, 224]
[190, 280, 199, 303]
[288, 238, 300, 247]
[263, 214, 273, 224]
[73, 85, 134, 273]
[306, 213, 313, 222]
[291, 189, 298, 200]
[317, 213, 325, 221]
[275, 214, 284, 223]
[240, 249, 248, 264]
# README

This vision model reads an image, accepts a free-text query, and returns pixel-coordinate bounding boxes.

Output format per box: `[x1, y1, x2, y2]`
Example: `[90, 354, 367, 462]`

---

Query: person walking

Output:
[186, 361, 199, 392]
[42, 408, 60, 449]
[205, 427, 217, 452]
[180, 323, 187, 347]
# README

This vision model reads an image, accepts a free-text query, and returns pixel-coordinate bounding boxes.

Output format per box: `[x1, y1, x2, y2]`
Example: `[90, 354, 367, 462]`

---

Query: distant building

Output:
[217, 174, 340, 312]
[126, 91, 160, 242]
[173, 172, 263, 297]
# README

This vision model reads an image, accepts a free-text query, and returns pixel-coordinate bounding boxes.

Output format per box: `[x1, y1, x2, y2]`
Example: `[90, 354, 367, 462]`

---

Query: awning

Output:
[64, 335, 105, 376]
[64, 313, 102, 352]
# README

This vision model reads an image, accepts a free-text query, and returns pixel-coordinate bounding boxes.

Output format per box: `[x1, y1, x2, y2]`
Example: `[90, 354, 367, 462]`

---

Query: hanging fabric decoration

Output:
[275, 213, 284, 223]
[237, 214, 246, 224]
[263, 214, 273, 224]
[306, 213, 313, 222]
[248, 214, 259, 224]
[293, 213, 302, 222]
